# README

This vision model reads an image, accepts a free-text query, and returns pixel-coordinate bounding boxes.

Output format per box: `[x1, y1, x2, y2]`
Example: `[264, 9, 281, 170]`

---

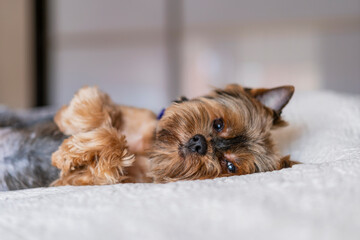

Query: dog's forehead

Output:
[163, 98, 224, 119]
[158, 96, 255, 134]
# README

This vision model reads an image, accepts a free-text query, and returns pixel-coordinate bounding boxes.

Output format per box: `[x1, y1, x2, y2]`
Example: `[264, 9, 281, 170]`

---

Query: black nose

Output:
[186, 134, 208, 155]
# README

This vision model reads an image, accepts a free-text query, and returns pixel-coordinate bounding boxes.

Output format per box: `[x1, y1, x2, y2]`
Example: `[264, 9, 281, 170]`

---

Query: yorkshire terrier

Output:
[0, 84, 297, 190]
[51, 84, 297, 186]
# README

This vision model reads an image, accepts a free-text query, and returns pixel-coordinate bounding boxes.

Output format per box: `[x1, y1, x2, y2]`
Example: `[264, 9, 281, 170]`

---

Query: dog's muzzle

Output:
[185, 134, 208, 155]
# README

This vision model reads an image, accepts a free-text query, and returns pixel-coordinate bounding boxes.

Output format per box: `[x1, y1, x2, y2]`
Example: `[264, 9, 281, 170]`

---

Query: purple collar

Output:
[157, 108, 166, 120]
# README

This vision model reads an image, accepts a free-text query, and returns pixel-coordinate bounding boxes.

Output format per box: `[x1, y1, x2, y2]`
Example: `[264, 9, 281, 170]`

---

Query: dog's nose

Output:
[186, 134, 208, 155]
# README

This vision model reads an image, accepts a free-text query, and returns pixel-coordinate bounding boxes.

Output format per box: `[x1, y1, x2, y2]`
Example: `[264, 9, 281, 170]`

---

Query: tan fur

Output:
[51, 87, 156, 186]
[54, 86, 122, 135]
[51, 84, 298, 186]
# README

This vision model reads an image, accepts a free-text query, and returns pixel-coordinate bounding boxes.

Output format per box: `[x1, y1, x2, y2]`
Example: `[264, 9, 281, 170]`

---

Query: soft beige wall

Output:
[0, 0, 33, 109]
[49, 0, 360, 111]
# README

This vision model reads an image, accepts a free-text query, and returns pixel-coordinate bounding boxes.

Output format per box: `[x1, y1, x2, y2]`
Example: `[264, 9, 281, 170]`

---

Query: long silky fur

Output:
[150, 84, 295, 183]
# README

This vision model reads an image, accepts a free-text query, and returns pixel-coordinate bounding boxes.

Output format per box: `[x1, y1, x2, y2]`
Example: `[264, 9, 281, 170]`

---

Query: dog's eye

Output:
[212, 118, 224, 132]
[226, 161, 236, 173]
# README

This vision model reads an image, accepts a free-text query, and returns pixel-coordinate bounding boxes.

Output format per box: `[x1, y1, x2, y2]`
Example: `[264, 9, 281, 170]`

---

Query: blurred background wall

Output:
[0, 0, 33, 109]
[0, 0, 359, 112]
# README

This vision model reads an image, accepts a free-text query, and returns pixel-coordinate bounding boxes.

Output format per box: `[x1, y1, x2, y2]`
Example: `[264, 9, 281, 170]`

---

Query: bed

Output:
[0, 90, 359, 240]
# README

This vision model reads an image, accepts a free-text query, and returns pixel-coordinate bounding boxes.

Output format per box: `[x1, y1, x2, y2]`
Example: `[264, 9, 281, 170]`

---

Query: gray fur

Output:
[0, 108, 66, 191]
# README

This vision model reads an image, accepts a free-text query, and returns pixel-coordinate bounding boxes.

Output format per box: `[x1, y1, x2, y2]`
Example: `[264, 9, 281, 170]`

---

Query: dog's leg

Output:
[54, 86, 122, 135]
[51, 126, 134, 186]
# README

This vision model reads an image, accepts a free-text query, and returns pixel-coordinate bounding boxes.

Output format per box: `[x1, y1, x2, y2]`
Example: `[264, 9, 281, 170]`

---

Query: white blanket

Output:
[0, 91, 359, 240]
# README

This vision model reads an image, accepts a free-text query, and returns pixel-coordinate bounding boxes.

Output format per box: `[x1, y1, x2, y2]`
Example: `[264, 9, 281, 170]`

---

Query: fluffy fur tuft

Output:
[54, 86, 122, 135]
[51, 126, 134, 186]
[51, 86, 156, 186]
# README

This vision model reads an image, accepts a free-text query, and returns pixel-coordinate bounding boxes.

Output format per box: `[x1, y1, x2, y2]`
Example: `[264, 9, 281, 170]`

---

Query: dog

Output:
[50, 84, 298, 186]
[0, 84, 297, 190]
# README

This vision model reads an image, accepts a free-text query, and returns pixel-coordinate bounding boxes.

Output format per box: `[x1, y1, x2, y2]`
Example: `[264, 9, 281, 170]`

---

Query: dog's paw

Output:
[51, 126, 135, 186]
[54, 86, 121, 135]
[279, 155, 300, 169]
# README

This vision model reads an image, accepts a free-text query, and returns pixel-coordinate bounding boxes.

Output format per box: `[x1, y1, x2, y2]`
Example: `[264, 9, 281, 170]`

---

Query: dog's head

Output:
[150, 84, 294, 182]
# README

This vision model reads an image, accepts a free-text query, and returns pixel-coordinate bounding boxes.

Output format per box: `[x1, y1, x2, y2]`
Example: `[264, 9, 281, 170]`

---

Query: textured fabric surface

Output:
[0, 91, 360, 240]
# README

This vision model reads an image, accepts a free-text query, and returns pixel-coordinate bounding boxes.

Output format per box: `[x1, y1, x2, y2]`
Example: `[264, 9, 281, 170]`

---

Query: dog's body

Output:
[0, 84, 298, 190]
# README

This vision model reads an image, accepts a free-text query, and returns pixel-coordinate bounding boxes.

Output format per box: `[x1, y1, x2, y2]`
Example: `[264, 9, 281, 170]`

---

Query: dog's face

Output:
[150, 84, 294, 182]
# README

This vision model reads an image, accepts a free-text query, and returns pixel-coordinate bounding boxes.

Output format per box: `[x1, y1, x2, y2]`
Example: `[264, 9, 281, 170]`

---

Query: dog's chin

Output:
[150, 152, 222, 183]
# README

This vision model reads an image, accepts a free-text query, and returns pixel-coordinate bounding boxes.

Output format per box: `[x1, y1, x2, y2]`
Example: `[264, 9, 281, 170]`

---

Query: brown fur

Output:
[150, 84, 297, 182]
[51, 84, 298, 186]
[51, 86, 156, 186]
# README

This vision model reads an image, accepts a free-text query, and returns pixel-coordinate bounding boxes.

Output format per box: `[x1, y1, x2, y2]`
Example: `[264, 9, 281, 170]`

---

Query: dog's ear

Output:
[218, 84, 294, 126]
[244, 86, 294, 114]
[223, 84, 294, 114]
[173, 96, 189, 104]
[242, 85, 294, 127]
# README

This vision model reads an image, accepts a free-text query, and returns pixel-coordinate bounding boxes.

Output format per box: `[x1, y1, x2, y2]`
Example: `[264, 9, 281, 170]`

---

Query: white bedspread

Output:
[1, 91, 360, 240]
